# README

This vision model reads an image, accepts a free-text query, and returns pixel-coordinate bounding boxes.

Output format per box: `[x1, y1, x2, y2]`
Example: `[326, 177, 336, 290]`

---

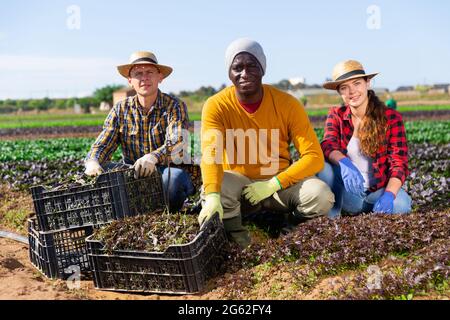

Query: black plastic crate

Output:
[27, 217, 95, 279]
[86, 213, 227, 294]
[31, 168, 165, 232]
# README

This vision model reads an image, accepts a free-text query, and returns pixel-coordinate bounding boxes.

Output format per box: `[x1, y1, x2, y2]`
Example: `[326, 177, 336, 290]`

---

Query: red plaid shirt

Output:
[321, 105, 409, 191]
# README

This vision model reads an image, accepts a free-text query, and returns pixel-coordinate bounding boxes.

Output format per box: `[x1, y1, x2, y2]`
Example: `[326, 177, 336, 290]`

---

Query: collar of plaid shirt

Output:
[343, 105, 353, 122]
[132, 90, 164, 114]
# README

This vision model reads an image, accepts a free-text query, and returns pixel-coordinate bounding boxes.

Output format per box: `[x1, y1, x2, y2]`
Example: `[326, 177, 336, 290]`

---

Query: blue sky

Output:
[1, 0, 450, 99]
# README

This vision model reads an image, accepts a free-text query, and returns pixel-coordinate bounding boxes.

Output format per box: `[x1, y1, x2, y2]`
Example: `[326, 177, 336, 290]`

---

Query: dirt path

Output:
[0, 238, 74, 299]
[0, 237, 210, 300]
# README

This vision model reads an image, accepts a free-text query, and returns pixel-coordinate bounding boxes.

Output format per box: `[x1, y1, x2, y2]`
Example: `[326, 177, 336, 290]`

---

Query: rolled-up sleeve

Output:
[151, 100, 189, 165]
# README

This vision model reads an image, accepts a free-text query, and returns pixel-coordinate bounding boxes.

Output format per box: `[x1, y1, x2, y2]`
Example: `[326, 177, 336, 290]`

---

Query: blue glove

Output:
[373, 191, 395, 214]
[338, 157, 365, 196]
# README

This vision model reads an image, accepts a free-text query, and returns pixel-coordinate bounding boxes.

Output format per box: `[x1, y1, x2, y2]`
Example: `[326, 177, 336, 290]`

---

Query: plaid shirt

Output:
[86, 90, 188, 165]
[321, 105, 408, 191]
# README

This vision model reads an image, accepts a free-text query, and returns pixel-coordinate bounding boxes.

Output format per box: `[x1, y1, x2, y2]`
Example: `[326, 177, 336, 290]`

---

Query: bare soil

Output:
[0, 238, 75, 300]
[0, 184, 34, 233]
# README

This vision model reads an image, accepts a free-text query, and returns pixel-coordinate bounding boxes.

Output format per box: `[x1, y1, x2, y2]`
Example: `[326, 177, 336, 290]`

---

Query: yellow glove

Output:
[198, 193, 224, 226]
[242, 177, 282, 205]
[133, 154, 158, 179]
[84, 160, 103, 177]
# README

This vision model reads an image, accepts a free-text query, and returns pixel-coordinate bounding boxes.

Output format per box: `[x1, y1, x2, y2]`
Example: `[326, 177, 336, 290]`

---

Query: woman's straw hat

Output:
[117, 51, 173, 79]
[323, 60, 378, 90]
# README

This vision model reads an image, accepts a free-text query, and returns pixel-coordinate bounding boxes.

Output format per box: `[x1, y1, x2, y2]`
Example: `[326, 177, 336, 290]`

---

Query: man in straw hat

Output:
[85, 51, 194, 212]
[318, 60, 411, 217]
[198, 38, 334, 248]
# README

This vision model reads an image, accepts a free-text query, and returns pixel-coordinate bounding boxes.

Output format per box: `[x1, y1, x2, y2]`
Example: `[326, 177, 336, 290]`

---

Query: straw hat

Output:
[117, 51, 173, 79]
[323, 60, 378, 90]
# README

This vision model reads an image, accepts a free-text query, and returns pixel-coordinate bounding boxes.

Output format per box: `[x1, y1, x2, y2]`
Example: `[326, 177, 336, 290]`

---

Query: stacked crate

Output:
[28, 169, 165, 279]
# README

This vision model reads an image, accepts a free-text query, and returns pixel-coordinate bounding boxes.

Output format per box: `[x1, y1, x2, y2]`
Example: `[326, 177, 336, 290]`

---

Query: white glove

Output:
[133, 154, 158, 179]
[84, 160, 103, 176]
[198, 193, 224, 226]
[242, 177, 282, 205]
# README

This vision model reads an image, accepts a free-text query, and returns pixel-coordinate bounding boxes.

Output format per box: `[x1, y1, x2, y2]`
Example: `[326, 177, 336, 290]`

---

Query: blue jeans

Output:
[158, 166, 195, 212]
[103, 162, 194, 212]
[317, 162, 412, 218]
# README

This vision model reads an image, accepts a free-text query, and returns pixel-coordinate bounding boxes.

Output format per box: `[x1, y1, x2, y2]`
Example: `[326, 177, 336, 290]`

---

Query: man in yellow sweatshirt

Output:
[199, 38, 334, 248]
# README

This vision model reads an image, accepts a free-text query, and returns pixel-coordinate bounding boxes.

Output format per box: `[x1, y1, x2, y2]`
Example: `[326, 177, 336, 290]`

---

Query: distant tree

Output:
[78, 97, 98, 113]
[15, 99, 29, 111]
[42, 97, 52, 110]
[28, 99, 47, 111]
[0, 99, 16, 113]
[2, 99, 16, 108]
[178, 85, 221, 98]
[273, 79, 292, 91]
[65, 98, 76, 109]
[179, 90, 191, 97]
[93, 84, 123, 105]
[415, 85, 431, 94]
[54, 99, 67, 110]
[196, 86, 217, 97]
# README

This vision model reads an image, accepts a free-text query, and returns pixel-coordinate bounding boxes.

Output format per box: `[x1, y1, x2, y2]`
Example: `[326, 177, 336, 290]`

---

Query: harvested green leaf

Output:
[93, 210, 200, 253]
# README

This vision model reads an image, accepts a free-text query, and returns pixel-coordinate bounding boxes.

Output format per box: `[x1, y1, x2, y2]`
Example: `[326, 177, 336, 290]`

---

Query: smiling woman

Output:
[318, 60, 412, 217]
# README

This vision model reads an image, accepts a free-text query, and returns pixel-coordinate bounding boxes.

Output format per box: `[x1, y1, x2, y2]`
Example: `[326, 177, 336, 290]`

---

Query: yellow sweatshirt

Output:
[201, 84, 324, 194]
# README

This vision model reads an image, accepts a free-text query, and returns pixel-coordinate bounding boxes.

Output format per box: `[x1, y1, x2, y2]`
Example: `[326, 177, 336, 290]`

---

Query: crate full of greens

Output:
[86, 211, 227, 294]
[31, 168, 165, 232]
